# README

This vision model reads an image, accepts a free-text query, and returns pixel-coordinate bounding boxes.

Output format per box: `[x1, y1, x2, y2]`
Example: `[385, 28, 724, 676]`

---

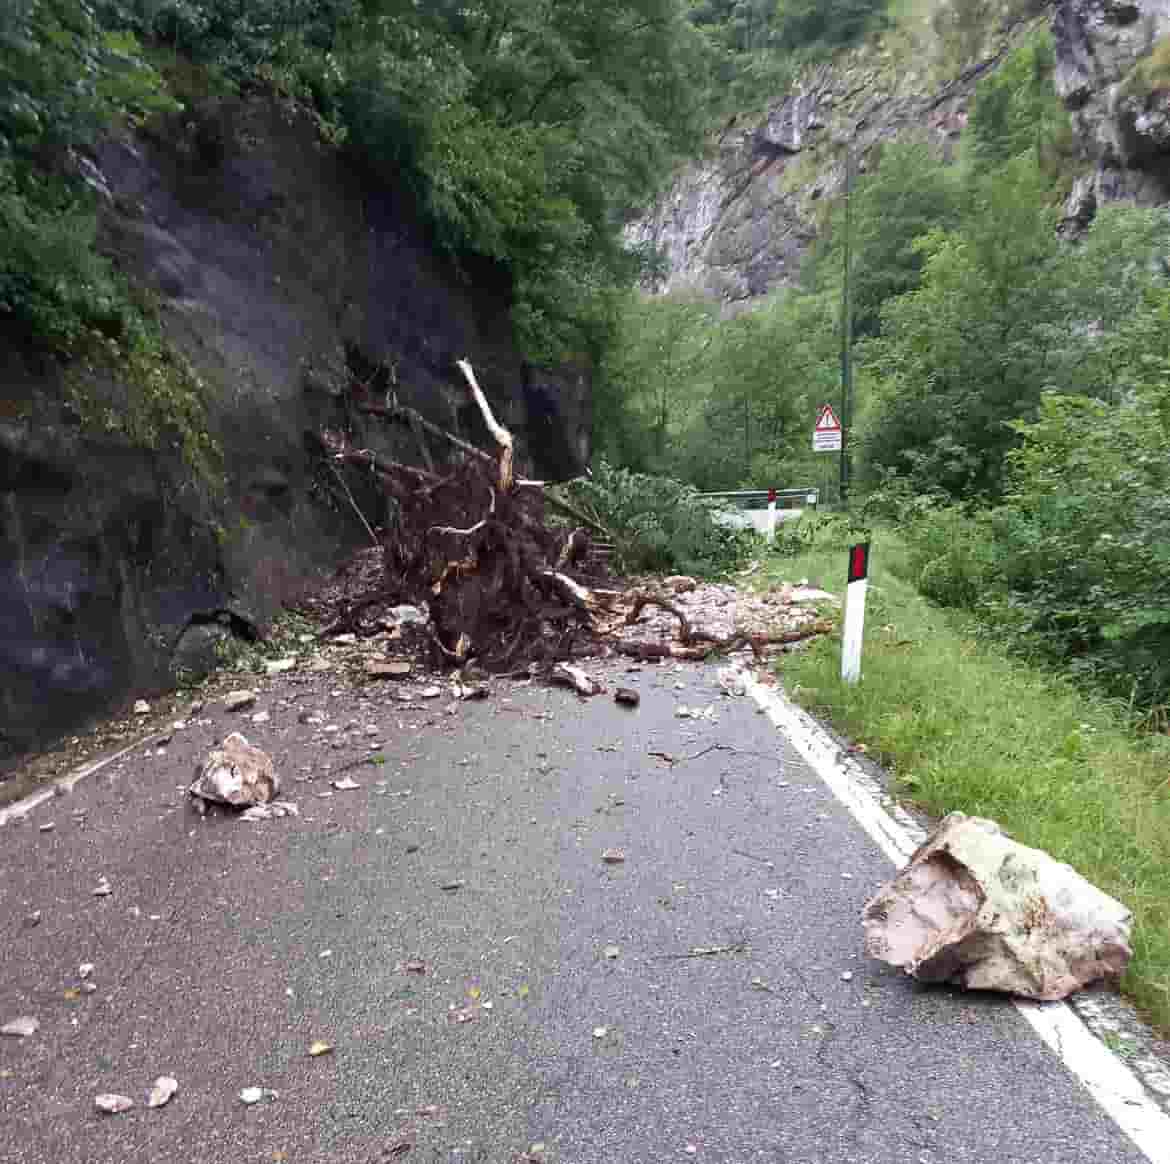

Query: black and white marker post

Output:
[842, 542, 870, 684]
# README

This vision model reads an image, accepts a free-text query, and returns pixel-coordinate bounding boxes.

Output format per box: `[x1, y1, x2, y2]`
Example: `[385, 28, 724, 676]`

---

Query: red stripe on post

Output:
[848, 543, 870, 584]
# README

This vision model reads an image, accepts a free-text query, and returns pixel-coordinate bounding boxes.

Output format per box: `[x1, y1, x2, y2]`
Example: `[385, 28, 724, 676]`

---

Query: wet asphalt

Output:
[0, 658, 1149, 1164]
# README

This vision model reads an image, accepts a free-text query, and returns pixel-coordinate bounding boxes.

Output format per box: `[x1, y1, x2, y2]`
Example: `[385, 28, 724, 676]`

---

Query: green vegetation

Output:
[559, 460, 754, 577]
[1, 1, 222, 477]
[89, 0, 720, 363]
[3, 1, 731, 465]
[1, 0, 176, 349]
[759, 524, 1170, 1031]
[595, 286, 838, 493]
[599, 22, 1170, 718]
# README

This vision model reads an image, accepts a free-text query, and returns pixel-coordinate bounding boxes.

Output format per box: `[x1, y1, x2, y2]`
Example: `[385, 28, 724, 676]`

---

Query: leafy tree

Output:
[965, 27, 1073, 177]
[595, 292, 716, 471]
[991, 319, 1170, 702]
[85, 2, 718, 361]
[773, 0, 887, 55]
[1, 0, 175, 346]
[1058, 207, 1170, 403]
[859, 158, 1067, 499]
[676, 290, 836, 489]
[807, 141, 961, 338]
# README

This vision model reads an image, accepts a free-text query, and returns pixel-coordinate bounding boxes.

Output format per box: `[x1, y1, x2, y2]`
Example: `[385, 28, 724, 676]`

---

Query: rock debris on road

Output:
[0, 653, 1153, 1164]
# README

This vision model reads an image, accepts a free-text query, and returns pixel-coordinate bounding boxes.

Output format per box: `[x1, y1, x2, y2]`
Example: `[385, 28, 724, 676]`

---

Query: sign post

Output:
[842, 542, 870, 684]
[813, 404, 843, 453]
[766, 487, 777, 544]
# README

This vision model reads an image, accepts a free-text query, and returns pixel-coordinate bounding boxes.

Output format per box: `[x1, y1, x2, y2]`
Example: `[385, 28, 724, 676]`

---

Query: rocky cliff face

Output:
[630, 1, 1170, 303]
[0, 97, 589, 772]
[1054, 0, 1170, 226]
[626, 20, 1029, 304]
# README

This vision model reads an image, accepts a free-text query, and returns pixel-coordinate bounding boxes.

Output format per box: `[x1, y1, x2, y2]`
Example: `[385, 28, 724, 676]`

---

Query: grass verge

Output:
[760, 523, 1170, 1034]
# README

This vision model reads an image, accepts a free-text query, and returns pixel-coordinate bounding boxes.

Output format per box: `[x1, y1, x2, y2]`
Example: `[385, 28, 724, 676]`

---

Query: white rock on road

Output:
[189, 733, 279, 808]
[862, 812, 1132, 1000]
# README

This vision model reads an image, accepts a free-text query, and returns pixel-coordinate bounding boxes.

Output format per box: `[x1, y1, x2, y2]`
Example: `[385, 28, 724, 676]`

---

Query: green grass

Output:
[757, 521, 1170, 1033]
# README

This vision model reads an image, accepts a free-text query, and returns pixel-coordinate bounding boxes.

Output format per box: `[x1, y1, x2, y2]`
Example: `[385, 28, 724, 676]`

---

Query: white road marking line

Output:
[0, 734, 162, 828]
[743, 671, 1170, 1164]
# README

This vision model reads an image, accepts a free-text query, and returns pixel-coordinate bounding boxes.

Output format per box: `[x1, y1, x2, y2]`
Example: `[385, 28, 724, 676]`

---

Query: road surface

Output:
[0, 656, 1163, 1163]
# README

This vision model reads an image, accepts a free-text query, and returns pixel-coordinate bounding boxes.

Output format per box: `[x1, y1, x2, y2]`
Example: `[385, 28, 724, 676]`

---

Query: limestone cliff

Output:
[1054, 0, 1170, 226]
[0, 96, 589, 771]
[629, 0, 1170, 304]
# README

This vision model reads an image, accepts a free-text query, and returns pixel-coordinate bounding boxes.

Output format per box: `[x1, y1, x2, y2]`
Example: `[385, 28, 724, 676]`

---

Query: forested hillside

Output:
[599, 1, 1170, 712]
[4, 1, 1170, 717]
[2, 0, 723, 367]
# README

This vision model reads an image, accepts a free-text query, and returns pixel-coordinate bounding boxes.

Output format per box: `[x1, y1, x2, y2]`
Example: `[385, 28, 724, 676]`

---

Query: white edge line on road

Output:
[0, 733, 163, 829]
[741, 669, 1170, 1164]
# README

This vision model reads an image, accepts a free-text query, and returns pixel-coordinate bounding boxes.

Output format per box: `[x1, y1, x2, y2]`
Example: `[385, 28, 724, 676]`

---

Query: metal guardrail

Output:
[698, 488, 820, 510]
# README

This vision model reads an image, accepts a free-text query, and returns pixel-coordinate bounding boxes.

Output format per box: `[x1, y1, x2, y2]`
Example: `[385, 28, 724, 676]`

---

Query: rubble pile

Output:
[302, 361, 836, 676]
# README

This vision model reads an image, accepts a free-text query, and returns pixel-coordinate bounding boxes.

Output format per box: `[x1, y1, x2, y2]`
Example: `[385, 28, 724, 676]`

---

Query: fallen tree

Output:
[318, 361, 833, 671]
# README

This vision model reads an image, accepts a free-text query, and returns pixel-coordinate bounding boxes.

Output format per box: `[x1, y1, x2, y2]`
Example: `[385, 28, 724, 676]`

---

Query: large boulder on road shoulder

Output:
[862, 813, 1132, 1000]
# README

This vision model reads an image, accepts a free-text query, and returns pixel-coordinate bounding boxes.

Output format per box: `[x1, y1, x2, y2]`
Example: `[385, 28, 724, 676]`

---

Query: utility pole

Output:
[840, 146, 854, 510]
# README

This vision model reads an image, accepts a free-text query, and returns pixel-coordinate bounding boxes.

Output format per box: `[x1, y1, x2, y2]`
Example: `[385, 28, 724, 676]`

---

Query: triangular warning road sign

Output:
[815, 404, 842, 433]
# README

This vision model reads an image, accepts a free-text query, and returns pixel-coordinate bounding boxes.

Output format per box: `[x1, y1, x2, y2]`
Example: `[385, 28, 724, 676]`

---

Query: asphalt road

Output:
[0, 658, 1152, 1164]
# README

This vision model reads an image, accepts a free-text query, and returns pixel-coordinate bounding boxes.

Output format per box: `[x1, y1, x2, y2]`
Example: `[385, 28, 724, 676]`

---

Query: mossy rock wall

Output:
[0, 96, 590, 771]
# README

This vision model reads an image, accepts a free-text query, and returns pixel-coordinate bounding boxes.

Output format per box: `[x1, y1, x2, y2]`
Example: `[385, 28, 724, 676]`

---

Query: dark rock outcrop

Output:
[0, 97, 589, 772]
[1053, 0, 1170, 217]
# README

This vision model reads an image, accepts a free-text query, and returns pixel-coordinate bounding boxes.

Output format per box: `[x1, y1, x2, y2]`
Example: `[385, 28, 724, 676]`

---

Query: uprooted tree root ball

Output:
[308, 361, 834, 675]
[329, 446, 612, 668]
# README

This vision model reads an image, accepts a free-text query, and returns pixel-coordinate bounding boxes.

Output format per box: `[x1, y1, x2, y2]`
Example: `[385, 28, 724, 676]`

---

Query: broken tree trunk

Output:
[457, 359, 514, 491]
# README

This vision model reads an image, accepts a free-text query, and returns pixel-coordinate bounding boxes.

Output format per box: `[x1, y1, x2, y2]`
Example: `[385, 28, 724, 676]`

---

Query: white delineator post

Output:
[766, 488, 777, 545]
[842, 542, 870, 684]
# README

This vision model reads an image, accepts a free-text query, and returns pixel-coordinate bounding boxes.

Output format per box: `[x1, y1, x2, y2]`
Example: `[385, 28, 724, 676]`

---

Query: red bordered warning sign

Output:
[815, 404, 842, 432]
[813, 404, 843, 451]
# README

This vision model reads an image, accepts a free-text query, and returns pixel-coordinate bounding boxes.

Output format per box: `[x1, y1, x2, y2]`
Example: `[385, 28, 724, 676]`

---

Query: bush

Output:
[887, 359, 1170, 710]
[561, 461, 754, 578]
[901, 504, 1004, 610]
[0, 166, 129, 346]
[990, 383, 1170, 703]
